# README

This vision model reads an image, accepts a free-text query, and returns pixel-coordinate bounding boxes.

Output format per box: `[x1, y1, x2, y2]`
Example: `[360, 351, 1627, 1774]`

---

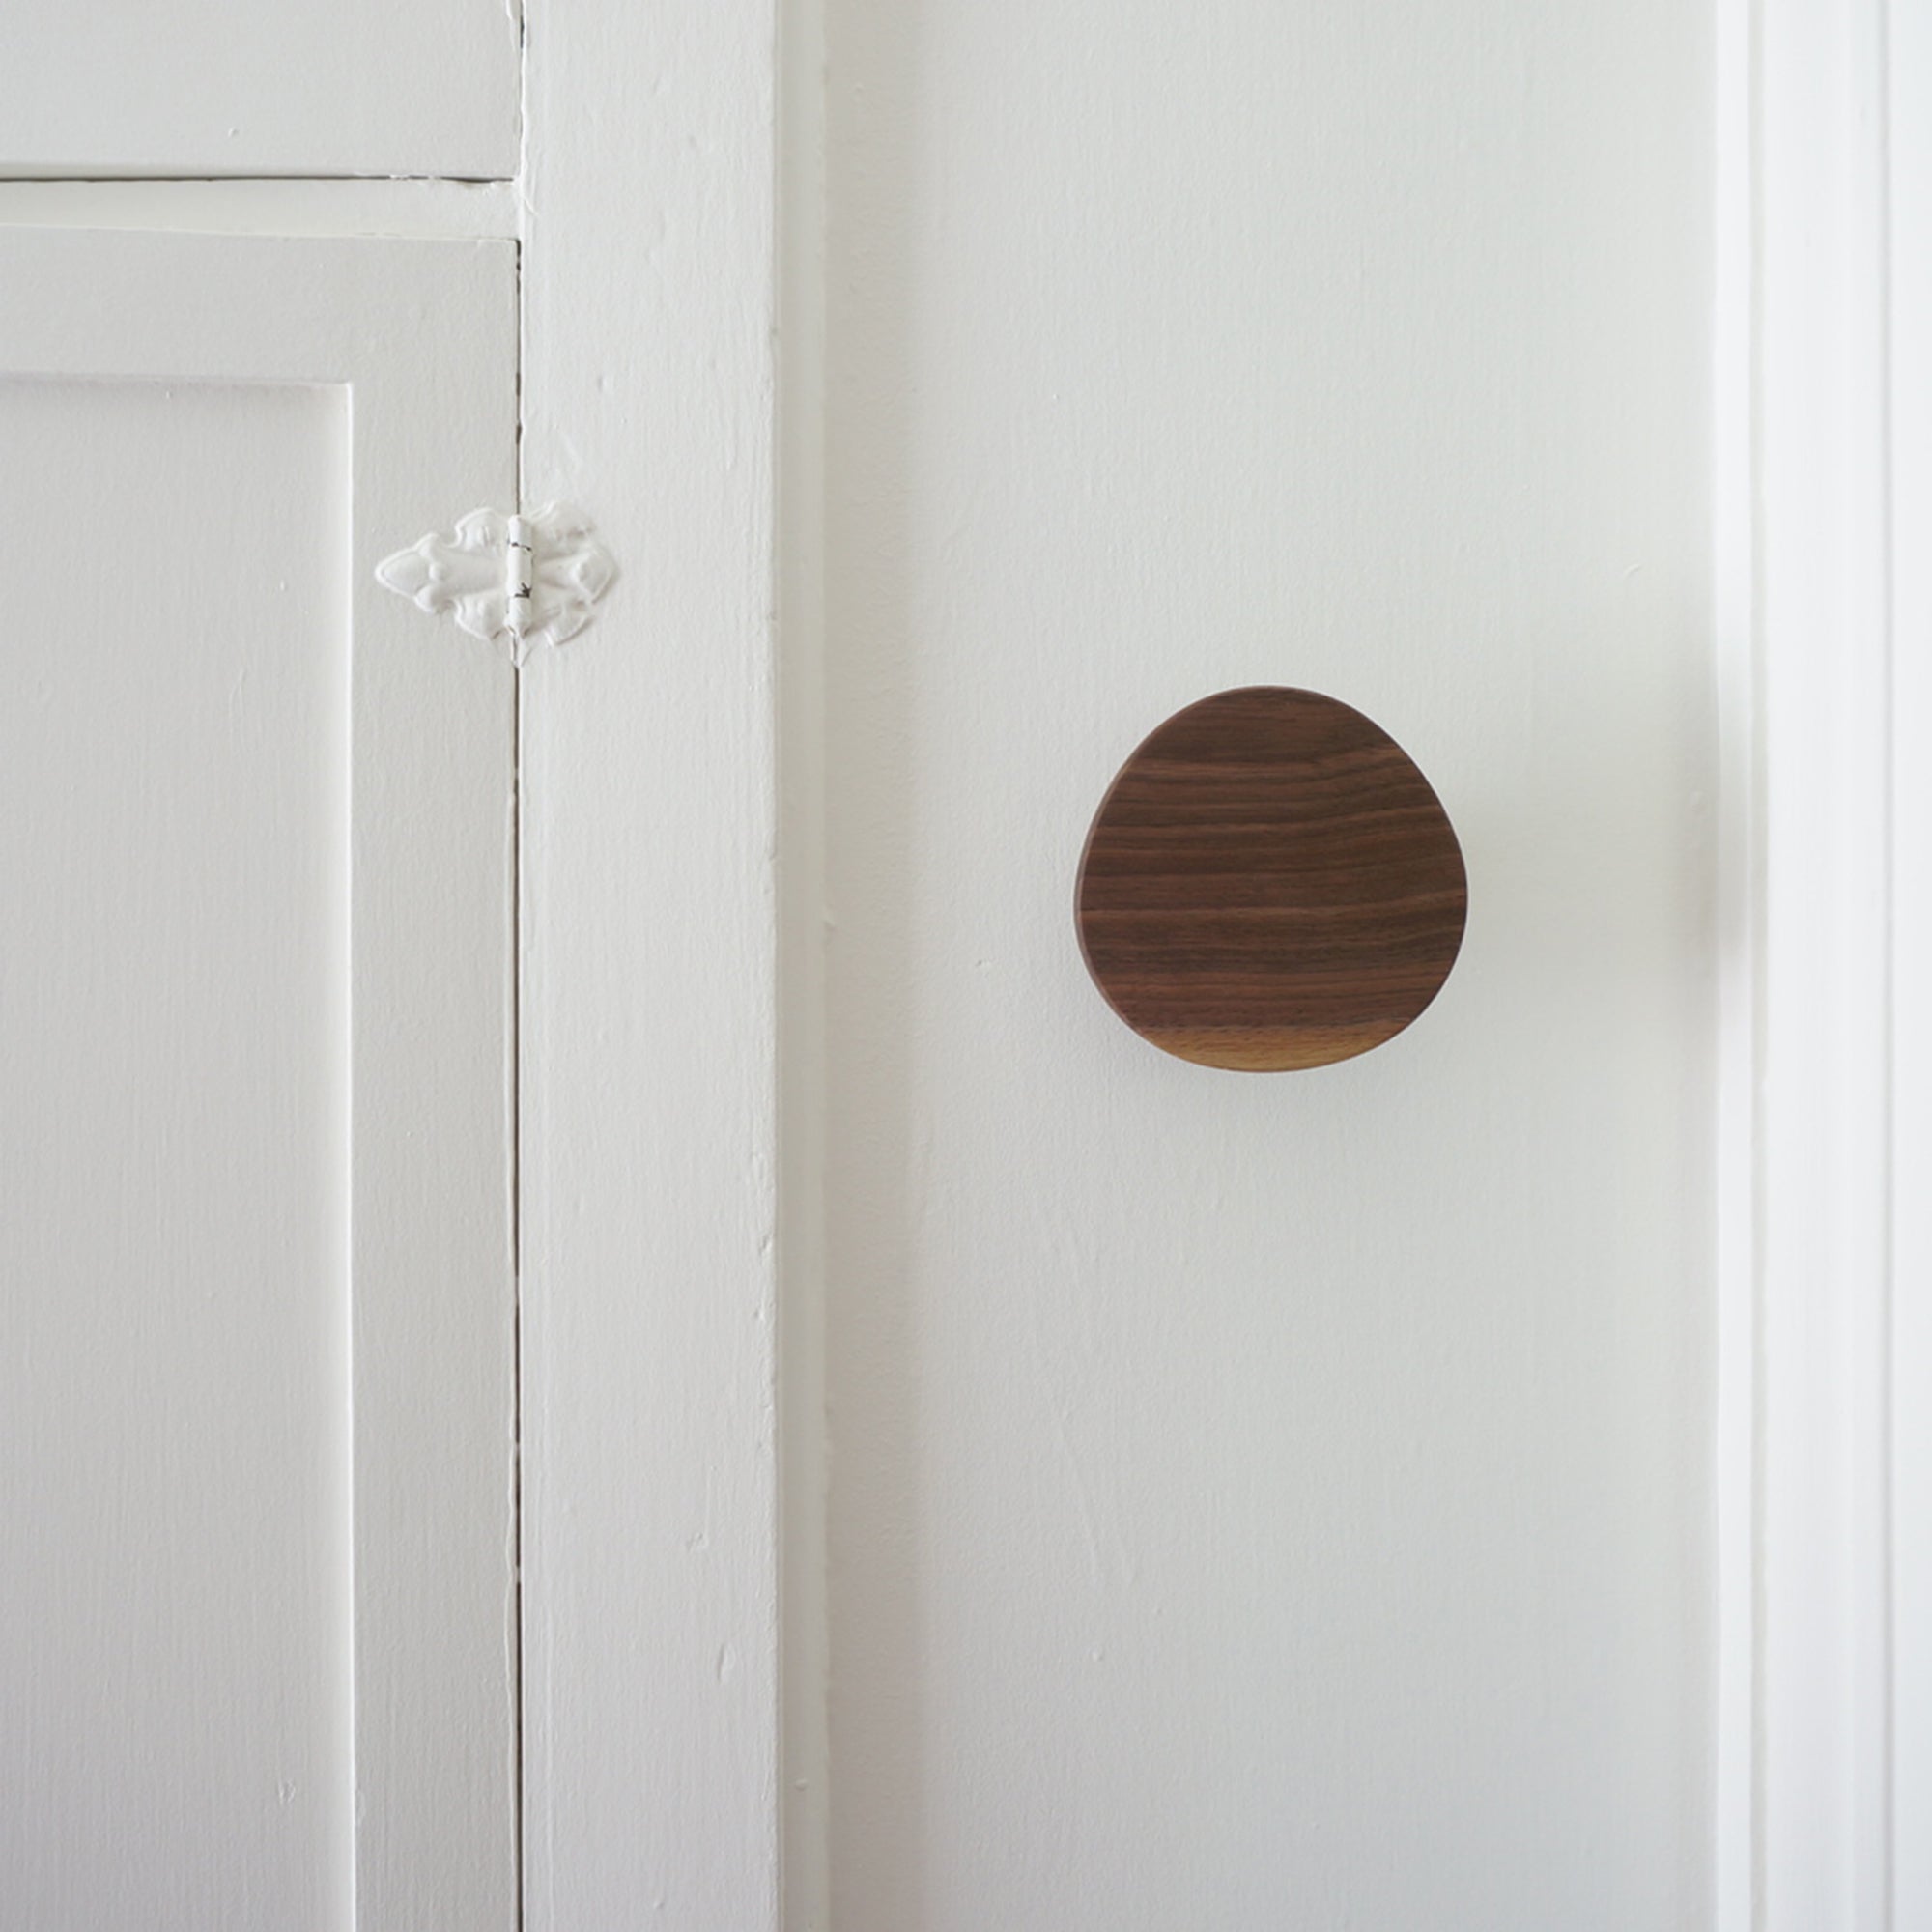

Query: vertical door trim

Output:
[1886, 0, 1932, 1919]
[517, 5, 784, 1929]
[1722, 0, 1918, 1924]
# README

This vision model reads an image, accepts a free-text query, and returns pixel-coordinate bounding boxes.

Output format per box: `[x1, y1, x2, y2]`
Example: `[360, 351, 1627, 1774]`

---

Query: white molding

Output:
[1888, 0, 1931, 1920]
[518, 3, 782, 1928]
[1732, 0, 1904, 1924]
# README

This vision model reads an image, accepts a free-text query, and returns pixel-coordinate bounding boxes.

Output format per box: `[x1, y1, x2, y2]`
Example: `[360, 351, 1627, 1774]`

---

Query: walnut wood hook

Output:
[1075, 686, 1467, 1071]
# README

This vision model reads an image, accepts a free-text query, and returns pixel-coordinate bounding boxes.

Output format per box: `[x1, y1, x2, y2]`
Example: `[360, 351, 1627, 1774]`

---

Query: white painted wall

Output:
[813, 3, 1714, 1925]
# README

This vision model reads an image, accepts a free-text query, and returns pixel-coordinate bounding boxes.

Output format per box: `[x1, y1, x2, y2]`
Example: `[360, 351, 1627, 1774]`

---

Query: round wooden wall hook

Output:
[1075, 686, 1467, 1071]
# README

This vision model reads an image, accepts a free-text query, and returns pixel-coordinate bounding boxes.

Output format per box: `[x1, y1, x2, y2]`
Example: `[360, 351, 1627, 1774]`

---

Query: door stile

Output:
[518, 4, 786, 1927]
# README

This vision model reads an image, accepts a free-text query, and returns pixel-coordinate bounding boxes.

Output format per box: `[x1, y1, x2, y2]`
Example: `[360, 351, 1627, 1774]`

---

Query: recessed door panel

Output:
[0, 376, 354, 1931]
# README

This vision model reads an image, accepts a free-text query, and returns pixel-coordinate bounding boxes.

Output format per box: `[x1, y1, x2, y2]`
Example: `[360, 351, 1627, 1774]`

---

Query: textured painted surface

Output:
[1, 379, 352, 1932]
[0, 0, 518, 177]
[520, 4, 784, 1928]
[820, 2, 1713, 1926]
[0, 233, 519, 1931]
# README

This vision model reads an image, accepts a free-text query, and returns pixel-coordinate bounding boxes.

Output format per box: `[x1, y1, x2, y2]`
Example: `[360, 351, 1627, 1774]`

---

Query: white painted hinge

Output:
[376, 503, 615, 665]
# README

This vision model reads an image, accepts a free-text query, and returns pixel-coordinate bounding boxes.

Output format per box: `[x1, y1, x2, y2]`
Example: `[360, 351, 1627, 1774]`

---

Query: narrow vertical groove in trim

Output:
[510, 656, 526, 1932]
[1874, 0, 1897, 1918]
[778, 0, 832, 1919]
[510, 10, 535, 1920]
[1747, 5, 1769, 1919]
[1747, 0, 1769, 1908]
[510, 212, 529, 1932]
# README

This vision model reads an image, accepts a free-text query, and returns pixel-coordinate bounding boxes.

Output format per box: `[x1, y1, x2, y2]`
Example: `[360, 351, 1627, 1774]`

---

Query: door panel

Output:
[0, 232, 518, 1931]
[820, 3, 1712, 1927]
[0, 0, 519, 179]
[1, 376, 355, 1931]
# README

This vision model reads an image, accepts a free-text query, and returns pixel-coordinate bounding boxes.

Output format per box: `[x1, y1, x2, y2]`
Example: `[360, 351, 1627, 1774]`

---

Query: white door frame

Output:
[1719, 0, 1924, 1925]
[518, 5, 789, 1928]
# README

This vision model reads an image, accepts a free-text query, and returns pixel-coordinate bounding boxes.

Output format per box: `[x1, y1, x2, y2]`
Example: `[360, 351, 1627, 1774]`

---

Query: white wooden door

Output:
[0, 229, 519, 1930]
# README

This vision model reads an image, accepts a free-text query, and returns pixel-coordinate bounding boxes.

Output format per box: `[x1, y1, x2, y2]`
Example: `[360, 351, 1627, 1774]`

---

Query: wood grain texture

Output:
[1076, 687, 1467, 1070]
